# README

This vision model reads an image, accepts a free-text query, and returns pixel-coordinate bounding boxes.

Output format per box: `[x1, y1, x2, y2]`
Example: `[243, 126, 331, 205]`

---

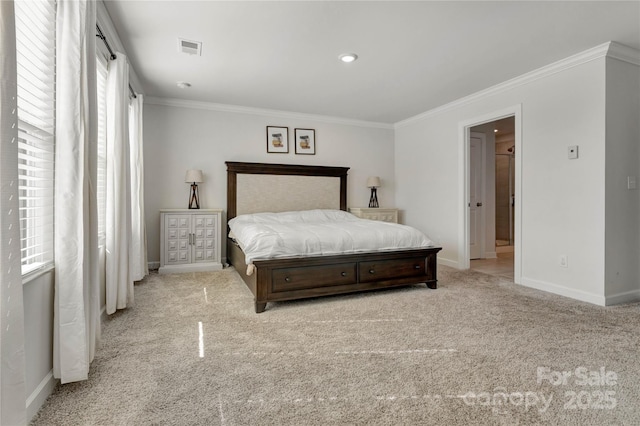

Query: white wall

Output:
[23, 271, 56, 420]
[604, 57, 640, 302]
[395, 55, 609, 303]
[143, 101, 395, 264]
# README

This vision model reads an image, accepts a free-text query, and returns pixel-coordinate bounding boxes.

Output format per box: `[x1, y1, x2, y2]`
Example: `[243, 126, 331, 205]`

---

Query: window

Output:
[15, 0, 57, 275]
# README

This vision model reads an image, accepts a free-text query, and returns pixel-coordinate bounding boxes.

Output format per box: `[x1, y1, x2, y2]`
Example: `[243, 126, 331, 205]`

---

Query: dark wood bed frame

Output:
[226, 161, 441, 313]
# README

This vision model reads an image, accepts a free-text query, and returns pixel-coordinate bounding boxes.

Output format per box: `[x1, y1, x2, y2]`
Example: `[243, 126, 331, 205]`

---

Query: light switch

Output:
[628, 176, 637, 190]
[568, 145, 579, 159]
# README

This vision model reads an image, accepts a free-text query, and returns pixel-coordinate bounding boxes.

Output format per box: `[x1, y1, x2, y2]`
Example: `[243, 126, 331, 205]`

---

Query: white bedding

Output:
[228, 209, 434, 271]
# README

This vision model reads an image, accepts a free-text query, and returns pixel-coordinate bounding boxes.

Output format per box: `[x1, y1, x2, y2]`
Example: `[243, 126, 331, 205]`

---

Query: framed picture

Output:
[266, 126, 289, 153]
[294, 128, 315, 155]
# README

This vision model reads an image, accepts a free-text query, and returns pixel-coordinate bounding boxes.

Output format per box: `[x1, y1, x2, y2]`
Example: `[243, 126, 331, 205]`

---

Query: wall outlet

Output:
[568, 146, 579, 159]
[559, 255, 568, 268]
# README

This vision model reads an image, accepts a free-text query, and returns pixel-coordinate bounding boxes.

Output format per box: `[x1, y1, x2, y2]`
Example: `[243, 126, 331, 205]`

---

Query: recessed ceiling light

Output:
[339, 53, 358, 63]
[177, 82, 191, 89]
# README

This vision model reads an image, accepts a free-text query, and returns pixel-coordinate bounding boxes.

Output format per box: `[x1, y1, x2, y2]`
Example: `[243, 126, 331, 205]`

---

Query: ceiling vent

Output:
[178, 38, 202, 56]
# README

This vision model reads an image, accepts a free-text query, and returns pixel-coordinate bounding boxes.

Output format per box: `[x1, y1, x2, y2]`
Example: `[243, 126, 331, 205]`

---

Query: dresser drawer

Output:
[359, 257, 426, 283]
[271, 263, 357, 292]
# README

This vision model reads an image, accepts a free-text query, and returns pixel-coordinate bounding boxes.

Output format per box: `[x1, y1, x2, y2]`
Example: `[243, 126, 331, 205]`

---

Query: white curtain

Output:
[129, 94, 148, 281]
[53, 0, 100, 384]
[0, 1, 27, 422]
[105, 53, 134, 314]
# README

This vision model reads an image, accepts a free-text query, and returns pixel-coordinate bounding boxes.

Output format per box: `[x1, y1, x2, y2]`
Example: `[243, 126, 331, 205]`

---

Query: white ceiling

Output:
[104, 1, 640, 124]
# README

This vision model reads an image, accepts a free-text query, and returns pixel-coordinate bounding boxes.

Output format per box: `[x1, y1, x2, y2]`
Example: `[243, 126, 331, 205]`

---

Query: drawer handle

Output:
[341, 272, 347, 277]
[414, 265, 421, 269]
[285, 277, 291, 282]
[369, 269, 375, 274]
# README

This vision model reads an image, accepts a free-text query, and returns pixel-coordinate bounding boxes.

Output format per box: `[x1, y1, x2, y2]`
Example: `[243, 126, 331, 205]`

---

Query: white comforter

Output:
[229, 209, 434, 267]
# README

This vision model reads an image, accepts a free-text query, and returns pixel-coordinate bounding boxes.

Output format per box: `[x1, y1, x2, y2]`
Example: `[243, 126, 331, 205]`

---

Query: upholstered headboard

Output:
[226, 162, 349, 221]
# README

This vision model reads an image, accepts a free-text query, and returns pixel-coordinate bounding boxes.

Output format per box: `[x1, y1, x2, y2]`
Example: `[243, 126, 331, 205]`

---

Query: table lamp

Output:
[367, 176, 381, 208]
[185, 169, 203, 209]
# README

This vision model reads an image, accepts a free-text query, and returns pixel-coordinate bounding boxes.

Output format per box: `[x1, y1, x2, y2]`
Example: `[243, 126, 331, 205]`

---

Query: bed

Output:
[226, 161, 441, 313]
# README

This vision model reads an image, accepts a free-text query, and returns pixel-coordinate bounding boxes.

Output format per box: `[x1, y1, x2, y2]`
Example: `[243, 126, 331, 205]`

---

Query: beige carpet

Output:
[31, 266, 640, 425]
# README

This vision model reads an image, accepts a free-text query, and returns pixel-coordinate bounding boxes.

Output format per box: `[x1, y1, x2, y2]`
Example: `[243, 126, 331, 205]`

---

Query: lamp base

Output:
[368, 187, 379, 208]
[188, 183, 200, 209]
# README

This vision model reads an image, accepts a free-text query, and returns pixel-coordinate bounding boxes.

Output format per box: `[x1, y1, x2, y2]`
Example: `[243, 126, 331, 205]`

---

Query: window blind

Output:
[15, 0, 56, 275]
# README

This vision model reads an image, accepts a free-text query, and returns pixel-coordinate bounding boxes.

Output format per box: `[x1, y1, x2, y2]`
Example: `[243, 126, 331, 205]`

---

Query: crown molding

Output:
[395, 41, 638, 129]
[607, 41, 640, 66]
[143, 41, 638, 131]
[144, 97, 394, 130]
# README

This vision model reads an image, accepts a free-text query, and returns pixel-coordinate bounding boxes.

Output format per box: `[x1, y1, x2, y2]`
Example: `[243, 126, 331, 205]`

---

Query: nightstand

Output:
[349, 207, 399, 224]
[159, 209, 223, 274]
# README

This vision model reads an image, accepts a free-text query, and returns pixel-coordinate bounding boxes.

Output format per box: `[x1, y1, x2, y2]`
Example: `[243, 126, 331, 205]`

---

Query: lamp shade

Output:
[185, 169, 203, 183]
[366, 176, 381, 188]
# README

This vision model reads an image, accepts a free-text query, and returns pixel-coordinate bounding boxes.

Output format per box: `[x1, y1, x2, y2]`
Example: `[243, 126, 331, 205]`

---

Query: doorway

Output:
[470, 117, 515, 279]
[494, 117, 516, 252]
[458, 105, 521, 283]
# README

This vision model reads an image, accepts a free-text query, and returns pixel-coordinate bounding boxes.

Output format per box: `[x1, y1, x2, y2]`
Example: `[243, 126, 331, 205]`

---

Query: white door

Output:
[469, 134, 484, 260]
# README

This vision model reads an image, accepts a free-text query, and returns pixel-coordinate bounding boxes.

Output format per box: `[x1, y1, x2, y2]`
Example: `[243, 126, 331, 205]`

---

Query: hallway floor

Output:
[470, 251, 514, 280]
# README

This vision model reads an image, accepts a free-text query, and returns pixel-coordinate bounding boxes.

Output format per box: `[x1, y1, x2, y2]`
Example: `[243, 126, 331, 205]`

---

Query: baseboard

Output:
[26, 370, 57, 421]
[519, 277, 605, 306]
[485, 251, 497, 259]
[148, 261, 160, 271]
[605, 289, 640, 306]
[437, 257, 459, 269]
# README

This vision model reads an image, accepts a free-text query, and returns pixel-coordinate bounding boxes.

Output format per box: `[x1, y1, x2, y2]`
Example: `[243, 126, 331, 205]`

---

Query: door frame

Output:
[458, 104, 522, 283]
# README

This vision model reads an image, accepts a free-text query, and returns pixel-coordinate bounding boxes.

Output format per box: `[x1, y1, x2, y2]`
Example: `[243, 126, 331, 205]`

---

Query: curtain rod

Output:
[96, 24, 137, 99]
